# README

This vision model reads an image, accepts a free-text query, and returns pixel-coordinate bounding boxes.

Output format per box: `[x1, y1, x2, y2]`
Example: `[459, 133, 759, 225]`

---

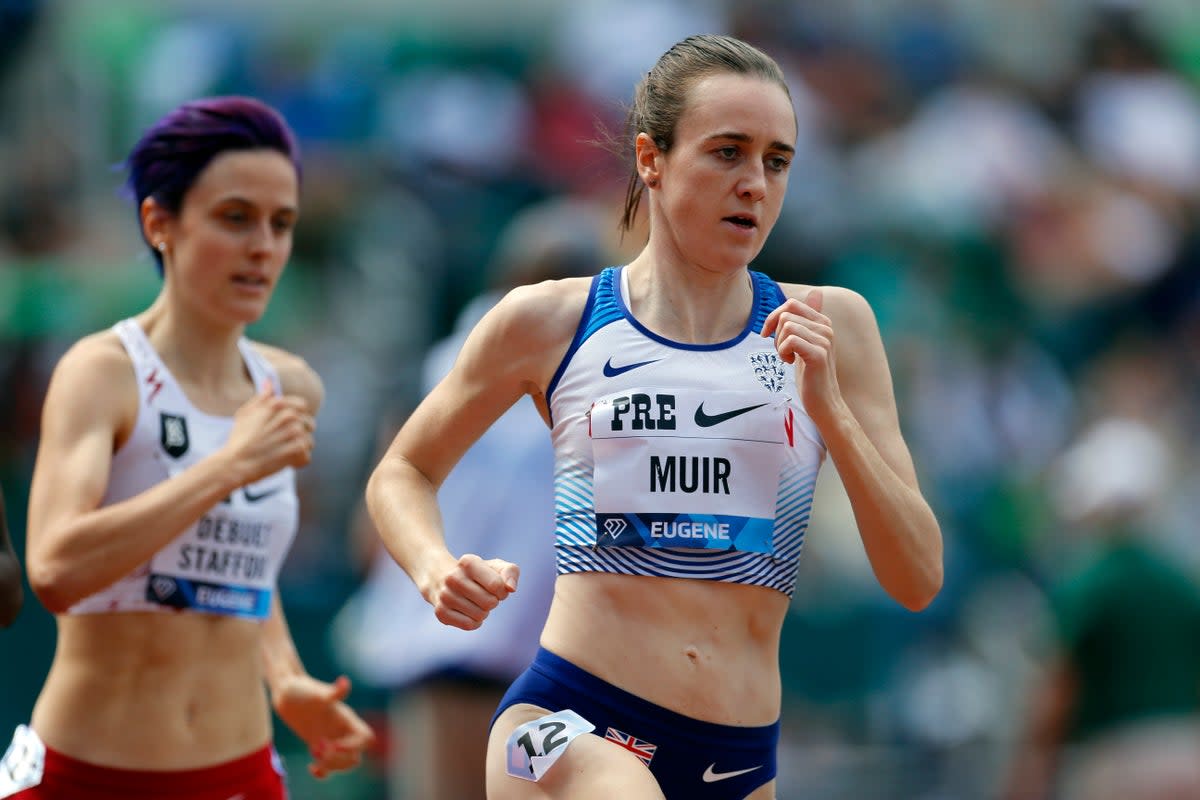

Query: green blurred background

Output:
[4, 1, 1200, 797]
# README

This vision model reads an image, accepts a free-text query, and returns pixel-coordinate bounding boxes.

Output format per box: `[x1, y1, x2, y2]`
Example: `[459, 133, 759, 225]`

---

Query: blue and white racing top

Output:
[548, 266, 826, 597]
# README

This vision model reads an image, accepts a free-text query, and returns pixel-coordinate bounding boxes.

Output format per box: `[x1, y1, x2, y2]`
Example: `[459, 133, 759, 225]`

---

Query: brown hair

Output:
[618, 35, 791, 233]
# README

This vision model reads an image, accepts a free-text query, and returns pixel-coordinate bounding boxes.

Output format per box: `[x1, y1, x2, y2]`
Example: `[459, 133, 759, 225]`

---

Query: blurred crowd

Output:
[3, 0, 1200, 797]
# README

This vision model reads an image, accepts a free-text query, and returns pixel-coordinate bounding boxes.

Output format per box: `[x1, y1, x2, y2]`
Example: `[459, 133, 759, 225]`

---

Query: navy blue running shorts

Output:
[492, 647, 779, 799]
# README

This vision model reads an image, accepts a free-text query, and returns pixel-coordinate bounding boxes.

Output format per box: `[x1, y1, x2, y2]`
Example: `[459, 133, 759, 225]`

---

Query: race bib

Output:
[0, 725, 44, 798]
[145, 477, 297, 619]
[590, 387, 789, 554]
[506, 710, 595, 782]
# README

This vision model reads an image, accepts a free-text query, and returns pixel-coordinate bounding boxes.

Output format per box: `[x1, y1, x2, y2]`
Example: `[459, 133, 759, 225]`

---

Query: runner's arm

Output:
[26, 338, 248, 612]
[366, 279, 582, 605]
[776, 286, 943, 610]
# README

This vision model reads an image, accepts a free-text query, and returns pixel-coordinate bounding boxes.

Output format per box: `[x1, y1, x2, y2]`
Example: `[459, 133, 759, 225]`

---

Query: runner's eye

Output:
[766, 155, 790, 173]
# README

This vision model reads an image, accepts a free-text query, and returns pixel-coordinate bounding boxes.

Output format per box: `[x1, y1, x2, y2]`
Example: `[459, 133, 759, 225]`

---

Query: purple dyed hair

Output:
[123, 95, 301, 273]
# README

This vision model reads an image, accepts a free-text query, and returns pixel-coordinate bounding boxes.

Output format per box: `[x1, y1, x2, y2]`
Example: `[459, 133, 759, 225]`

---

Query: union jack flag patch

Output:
[604, 727, 657, 766]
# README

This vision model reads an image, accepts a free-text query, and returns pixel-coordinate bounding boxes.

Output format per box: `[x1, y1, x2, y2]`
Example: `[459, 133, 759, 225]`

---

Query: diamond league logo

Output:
[151, 576, 177, 600]
[603, 518, 627, 540]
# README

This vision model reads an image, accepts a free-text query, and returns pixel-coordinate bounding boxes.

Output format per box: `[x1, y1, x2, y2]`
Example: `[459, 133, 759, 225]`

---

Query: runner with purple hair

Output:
[2, 96, 373, 799]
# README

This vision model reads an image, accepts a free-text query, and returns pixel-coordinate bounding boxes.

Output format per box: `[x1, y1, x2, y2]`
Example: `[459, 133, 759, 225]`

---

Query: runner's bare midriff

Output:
[30, 612, 271, 769]
[541, 572, 787, 726]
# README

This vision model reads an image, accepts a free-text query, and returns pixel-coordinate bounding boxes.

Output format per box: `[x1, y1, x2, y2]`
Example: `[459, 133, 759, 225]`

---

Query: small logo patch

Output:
[603, 357, 661, 378]
[702, 763, 763, 783]
[603, 728, 657, 766]
[150, 576, 177, 600]
[603, 518, 628, 539]
[694, 402, 767, 427]
[749, 351, 787, 393]
[243, 485, 283, 503]
[159, 413, 189, 458]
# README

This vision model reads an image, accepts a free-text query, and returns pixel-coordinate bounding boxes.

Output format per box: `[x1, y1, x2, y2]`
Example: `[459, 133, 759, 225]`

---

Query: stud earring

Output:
[647, 179, 658, 188]
[155, 241, 166, 252]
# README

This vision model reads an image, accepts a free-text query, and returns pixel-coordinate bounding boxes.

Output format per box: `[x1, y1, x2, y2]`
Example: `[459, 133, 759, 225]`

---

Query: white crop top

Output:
[66, 319, 300, 620]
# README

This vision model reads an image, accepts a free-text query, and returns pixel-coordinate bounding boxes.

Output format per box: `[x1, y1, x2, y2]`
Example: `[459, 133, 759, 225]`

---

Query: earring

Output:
[155, 241, 166, 252]
[647, 179, 658, 188]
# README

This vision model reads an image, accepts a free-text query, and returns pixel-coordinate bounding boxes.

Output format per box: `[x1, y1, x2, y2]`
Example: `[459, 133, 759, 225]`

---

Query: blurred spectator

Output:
[1075, 4, 1200, 200]
[333, 198, 608, 799]
[851, 73, 1073, 238]
[550, 0, 726, 106]
[1004, 416, 1200, 800]
[0, 0, 42, 82]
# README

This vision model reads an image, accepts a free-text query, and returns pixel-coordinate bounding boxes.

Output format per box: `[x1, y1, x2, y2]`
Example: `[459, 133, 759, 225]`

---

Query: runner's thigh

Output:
[744, 779, 778, 799]
[486, 703, 666, 800]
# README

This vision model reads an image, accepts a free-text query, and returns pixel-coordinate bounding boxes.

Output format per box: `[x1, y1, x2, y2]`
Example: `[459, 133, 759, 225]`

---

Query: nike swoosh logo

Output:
[694, 402, 767, 427]
[702, 763, 763, 783]
[603, 357, 661, 377]
[243, 486, 283, 503]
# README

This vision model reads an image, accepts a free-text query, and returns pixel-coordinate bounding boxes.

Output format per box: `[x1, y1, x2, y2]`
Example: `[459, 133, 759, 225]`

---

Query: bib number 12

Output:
[505, 709, 595, 781]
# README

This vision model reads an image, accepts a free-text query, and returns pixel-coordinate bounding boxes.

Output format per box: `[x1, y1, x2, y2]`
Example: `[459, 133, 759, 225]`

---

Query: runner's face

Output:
[164, 149, 299, 324]
[651, 74, 795, 274]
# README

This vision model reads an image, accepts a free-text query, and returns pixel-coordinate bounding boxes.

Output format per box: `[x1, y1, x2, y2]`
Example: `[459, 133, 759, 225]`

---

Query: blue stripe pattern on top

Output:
[549, 266, 823, 597]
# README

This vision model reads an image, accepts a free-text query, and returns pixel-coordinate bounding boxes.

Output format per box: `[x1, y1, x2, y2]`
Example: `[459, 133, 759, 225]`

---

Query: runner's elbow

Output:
[894, 565, 942, 612]
[27, 556, 83, 614]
